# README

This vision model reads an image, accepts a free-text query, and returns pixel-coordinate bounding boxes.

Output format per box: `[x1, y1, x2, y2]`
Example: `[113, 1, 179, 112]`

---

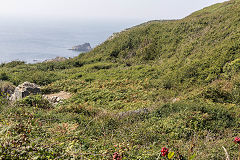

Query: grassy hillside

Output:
[0, 0, 240, 159]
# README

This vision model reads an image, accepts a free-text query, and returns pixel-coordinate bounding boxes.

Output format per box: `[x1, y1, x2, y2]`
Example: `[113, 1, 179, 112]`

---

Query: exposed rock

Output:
[107, 29, 129, 41]
[46, 96, 63, 103]
[10, 82, 41, 101]
[172, 98, 180, 103]
[43, 91, 72, 105]
[43, 57, 68, 63]
[107, 32, 119, 41]
[69, 43, 92, 52]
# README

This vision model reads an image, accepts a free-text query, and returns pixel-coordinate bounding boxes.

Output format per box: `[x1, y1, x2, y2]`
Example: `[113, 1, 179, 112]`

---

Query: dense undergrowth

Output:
[0, 0, 240, 159]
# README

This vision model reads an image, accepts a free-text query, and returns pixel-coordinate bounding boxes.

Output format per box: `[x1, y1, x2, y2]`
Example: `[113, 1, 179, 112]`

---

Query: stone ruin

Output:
[10, 81, 41, 101]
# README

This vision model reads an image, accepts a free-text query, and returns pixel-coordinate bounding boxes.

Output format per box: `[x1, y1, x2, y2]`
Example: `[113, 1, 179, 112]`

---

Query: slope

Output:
[0, 0, 239, 159]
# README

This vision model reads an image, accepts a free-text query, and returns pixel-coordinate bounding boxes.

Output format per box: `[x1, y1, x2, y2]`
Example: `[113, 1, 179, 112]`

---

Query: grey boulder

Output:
[10, 82, 40, 101]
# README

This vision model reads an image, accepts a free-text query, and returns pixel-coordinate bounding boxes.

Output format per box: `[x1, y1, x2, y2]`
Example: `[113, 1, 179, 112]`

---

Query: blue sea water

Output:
[0, 19, 140, 63]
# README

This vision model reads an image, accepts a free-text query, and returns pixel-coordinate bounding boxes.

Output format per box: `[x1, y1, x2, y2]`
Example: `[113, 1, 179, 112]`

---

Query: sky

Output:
[0, 0, 228, 21]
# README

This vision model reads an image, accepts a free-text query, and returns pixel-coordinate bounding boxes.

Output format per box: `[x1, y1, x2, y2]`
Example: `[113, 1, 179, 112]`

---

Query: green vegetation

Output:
[0, 0, 240, 159]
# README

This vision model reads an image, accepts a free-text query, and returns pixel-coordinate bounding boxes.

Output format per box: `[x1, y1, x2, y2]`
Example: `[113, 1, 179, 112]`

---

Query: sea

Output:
[0, 19, 141, 64]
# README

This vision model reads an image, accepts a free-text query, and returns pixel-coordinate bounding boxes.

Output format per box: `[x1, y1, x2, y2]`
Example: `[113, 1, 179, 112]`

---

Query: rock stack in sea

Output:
[69, 43, 92, 52]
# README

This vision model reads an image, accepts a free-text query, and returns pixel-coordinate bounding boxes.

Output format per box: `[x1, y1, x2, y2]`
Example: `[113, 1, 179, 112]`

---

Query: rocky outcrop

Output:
[43, 57, 68, 63]
[43, 91, 72, 105]
[107, 32, 119, 41]
[69, 43, 92, 52]
[172, 98, 180, 103]
[10, 82, 41, 101]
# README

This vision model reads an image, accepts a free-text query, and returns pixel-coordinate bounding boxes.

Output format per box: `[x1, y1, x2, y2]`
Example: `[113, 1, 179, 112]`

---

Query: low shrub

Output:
[18, 94, 51, 109]
[0, 72, 9, 81]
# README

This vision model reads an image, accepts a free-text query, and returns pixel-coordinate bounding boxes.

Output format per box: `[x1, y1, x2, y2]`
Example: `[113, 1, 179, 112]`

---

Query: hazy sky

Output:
[0, 0, 227, 21]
